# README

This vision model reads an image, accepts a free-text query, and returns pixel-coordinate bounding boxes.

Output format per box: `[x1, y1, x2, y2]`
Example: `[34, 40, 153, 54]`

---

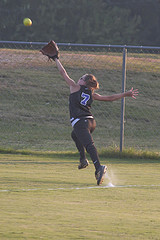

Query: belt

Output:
[70, 116, 93, 127]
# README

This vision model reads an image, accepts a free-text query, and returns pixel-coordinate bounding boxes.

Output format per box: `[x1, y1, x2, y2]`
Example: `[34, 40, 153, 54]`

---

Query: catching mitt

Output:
[40, 40, 59, 61]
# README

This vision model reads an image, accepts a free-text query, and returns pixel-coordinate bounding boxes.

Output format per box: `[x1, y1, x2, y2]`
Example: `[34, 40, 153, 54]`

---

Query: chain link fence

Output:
[0, 41, 160, 152]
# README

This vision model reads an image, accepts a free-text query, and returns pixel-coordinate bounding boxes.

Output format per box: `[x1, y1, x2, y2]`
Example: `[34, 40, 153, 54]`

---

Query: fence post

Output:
[120, 48, 127, 152]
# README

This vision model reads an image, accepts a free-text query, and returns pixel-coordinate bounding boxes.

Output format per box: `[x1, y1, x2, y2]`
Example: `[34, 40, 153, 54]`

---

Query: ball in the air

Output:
[23, 18, 32, 26]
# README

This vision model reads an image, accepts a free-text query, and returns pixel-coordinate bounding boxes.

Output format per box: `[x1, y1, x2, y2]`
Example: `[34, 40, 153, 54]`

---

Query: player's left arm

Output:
[55, 59, 76, 86]
[92, 88, 139, 101]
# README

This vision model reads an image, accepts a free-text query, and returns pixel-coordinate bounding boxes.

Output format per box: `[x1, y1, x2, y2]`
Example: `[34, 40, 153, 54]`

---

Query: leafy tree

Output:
[0, 0, 159, 46]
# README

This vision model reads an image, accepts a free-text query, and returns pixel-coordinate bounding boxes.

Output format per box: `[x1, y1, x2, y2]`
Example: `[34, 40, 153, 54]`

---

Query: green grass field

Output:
[0, 153, 160, 240]
[0, 47, 159, 239]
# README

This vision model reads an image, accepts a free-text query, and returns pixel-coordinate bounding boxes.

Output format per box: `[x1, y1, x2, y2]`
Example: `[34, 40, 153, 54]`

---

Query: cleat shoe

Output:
[95, 165, 107, 185]
[78, 159, 89, 169]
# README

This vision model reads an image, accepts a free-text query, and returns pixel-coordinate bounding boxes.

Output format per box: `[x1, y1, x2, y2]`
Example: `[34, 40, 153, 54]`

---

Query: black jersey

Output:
[69, 85, 93, 124]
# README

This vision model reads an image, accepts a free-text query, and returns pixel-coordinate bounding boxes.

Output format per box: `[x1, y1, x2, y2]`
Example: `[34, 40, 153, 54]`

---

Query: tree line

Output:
[0, 0, 160, 46]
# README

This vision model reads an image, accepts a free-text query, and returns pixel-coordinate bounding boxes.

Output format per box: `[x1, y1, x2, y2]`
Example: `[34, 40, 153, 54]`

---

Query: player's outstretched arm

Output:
[93, 88, 139, 101]
[55, 59, 76, 87]
[40, 41, 79, 92]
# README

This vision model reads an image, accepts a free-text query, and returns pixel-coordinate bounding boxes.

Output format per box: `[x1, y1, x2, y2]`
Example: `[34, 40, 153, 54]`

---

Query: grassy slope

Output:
[0, 153, 160, 240]
[0, 49, 160, 151]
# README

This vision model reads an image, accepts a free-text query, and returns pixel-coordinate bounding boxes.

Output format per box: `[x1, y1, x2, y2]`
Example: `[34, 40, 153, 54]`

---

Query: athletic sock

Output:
[86, 144, 101, 171]
[93, 159, 101, 172]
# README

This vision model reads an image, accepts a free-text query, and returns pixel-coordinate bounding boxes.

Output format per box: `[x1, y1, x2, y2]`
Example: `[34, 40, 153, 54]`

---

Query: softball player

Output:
[54, 59, 138, 185]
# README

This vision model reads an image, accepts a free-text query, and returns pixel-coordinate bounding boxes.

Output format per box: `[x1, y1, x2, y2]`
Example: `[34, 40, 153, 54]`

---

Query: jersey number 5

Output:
[80, 92, 90, 106]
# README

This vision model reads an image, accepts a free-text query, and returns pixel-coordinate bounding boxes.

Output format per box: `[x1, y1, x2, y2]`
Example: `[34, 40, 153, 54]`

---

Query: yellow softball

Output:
[23, 18, 32, 27]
